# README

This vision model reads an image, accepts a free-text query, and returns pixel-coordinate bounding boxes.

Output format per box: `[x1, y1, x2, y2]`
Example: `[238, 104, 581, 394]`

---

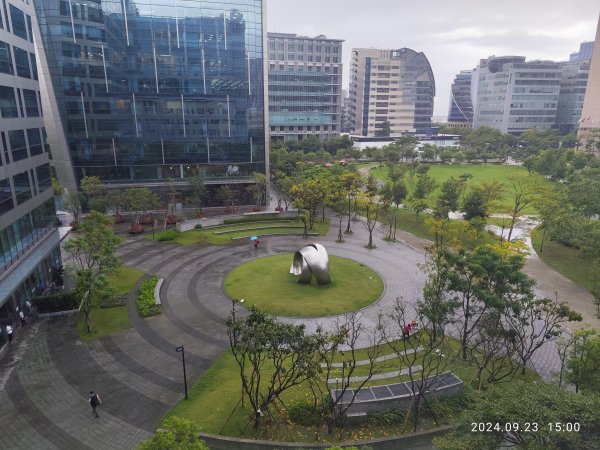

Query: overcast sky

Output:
[266, 0, 599, 119]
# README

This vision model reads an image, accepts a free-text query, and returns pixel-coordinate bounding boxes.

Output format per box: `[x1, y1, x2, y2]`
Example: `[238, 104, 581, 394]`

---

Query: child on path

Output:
[6, 324, 13, 343]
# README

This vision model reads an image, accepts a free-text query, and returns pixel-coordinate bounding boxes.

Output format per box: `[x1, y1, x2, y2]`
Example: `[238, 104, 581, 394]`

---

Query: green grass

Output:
[531, 228, 597, 293]
[163, 336, 539, 443]
[150, 219, 331, 245]
[224, 254, 383, 317]
[77, 265, 144, 342]
[370, 164, 552, 213]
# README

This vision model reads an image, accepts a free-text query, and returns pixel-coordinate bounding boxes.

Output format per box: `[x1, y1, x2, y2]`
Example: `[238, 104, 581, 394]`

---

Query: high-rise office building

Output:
[555, 59, 590, 134]
[33, 0, 268, 191]
[447, 70, 473, 128]
[348, 48, 435, 137]
[472, 55, 562, 135]
[267, 33, 342, 142]
[578, 16, 600, 150]
[0, 0, 62, 343]
[569, 41, 594, 62]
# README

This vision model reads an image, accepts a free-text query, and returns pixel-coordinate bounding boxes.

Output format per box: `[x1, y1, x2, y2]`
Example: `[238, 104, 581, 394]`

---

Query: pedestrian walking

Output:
[19, 310, 26, 326]
[6, 324, 13, 343]
[254, 239, 260, 249]
[403, 323, 410, 339]
[88, 391, 101, 418]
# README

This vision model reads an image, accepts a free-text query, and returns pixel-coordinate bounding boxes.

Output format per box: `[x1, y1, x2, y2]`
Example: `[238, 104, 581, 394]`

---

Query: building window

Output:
[13, 171, 31, 205]
[0, 178, 13, 215]
[36, 163, 52, 192]
[0, 40, 13, 75]
[1, 131, 9, 163]
[9, 5, 27, 40]
[13, 46, 30, 78]
[23, 89, 39, 117]
[0, 85, 18, 118]
[9, 129, 28, 161]
[27, 128, 43, 155]
[29, 52, 37, 80]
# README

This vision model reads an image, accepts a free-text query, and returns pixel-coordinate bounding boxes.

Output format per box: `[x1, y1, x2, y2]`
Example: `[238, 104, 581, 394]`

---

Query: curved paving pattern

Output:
[0, 215, 577, 448]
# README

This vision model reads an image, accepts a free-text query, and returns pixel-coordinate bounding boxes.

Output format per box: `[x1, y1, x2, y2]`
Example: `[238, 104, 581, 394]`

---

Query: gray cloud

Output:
[266, 0, 599, 118]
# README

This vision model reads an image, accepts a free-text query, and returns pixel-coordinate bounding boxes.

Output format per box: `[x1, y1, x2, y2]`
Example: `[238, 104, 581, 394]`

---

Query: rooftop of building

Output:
[267, 32, 344, 42]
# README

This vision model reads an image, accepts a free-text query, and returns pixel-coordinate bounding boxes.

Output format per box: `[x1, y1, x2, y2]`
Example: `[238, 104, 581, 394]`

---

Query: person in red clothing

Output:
[403, 323, 410, 339]
[254, 239, 260, 249]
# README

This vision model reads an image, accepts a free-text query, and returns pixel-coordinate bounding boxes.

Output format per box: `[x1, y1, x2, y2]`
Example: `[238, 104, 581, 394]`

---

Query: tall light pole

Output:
[175, 345, 188, 399]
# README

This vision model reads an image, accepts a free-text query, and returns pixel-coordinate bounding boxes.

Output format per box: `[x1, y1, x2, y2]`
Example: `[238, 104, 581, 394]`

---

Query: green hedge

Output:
[223, 215, 292, 224]
[33, 291, 81, 313]
[136, 275, 160, 317]
[156, 229, 178, 241]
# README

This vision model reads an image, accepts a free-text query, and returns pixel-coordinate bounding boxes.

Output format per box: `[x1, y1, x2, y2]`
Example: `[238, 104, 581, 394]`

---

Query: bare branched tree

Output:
[383, 298, 451, 432]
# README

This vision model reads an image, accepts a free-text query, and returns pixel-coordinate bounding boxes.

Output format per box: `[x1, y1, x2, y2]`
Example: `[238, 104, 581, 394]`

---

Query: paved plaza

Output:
[0, 213, 596, 449]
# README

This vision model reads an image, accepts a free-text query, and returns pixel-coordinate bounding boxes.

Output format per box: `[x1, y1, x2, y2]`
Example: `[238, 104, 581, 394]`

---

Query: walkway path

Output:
[0, 207, 592, 448]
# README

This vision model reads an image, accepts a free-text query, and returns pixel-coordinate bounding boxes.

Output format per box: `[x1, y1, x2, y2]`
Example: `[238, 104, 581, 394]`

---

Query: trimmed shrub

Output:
[156, 229, 178, 241]
[288, 402, 320, 426]
[33, 291, 80, 313]
[224, 215, 291, 225]
[194, 223, 203, 229]
[99, 292, 128, 308]
[136, 275, 160, 317]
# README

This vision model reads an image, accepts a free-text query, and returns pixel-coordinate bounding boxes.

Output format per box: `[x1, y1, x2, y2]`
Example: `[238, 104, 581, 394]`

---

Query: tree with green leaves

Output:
[339, 172, 363, 234]
[139, 416, 208, 450]
[64, 211, 122, 332]
[123, 188, 161, 225]
[80, 176, 107, 213]
[433, 382, 600, 450]
[565, 327, 600, 393]
[436, 244, 535, 360]
[246, 172, 267, 210]
[503, 175, 545, 241]
[226, 306, 325, 429]
[412, 172, 436, 200]
[290, 178, 329, 230]
[217, 185, 235, 213]
[376, 120, 391, 137]
[64, 189, 83, 224]
[463, 187, 488, 221]
[408, 197, 429, 220]
[187, 175, 207, 217]
[434, 177, 461, 219]
[381, 180, 408, 242]
[358, 175, 380, 248]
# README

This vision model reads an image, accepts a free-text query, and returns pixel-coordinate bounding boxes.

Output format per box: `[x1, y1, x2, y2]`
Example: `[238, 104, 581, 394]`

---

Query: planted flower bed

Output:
[136, 275, 160, 317]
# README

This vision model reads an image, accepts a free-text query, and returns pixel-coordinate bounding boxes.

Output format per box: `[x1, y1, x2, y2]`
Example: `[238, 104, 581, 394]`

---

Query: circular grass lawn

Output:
[223, 254, 384, 317]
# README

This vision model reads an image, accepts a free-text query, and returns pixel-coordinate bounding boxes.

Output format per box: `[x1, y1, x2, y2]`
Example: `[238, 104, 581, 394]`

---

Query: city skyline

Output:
[267, 0, 599, 119]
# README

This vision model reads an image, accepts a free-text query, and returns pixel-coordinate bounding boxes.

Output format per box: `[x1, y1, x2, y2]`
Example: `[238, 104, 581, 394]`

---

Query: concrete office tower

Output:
[0, 0, 62, 342]
[578, 16, 600, 151]
[570, 41, 594, 62]
[555, 59, 590, 134]
[33, 0, 268, 191]
[472, 56, 562, 134]
[268, 33, 343, 142]
[447, 70, 473, 128]
[348, 48, 435, 136]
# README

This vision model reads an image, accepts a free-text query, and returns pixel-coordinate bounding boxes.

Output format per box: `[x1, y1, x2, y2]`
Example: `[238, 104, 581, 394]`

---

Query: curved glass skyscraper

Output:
[33, 0, 267, 189]
[348, 47, 435, 136]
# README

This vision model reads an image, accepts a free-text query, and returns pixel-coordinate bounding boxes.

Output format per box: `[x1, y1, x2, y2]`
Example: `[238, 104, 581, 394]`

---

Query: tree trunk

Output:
[345, 197, 352, 233]
[540, 228, 546, 253]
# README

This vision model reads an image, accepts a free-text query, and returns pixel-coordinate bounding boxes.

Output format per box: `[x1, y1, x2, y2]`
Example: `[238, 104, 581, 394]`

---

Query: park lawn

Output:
[77, 265, 144, 342]
[370, 164, 552, 213]
[151, 219, 330, 245]
[531, 228, 596, 294]
[224, 254, 383, 317]
[164, 336, 539, 443]
[379, 208, 499, 247]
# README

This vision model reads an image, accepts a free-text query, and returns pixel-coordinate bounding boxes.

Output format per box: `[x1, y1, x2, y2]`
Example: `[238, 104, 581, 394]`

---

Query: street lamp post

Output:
[151, 214, 155, 239]
[175, 345, 188, 399]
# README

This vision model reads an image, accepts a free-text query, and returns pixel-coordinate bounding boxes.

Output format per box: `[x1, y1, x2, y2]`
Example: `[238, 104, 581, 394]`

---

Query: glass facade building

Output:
[447, 70, 473, 127]
[472, 56, 562, 135]
[348, 48, 435, 137]
[33, 0, 267, 189]
[0, 0, 61, 345]
[267, 33, 343, 142]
